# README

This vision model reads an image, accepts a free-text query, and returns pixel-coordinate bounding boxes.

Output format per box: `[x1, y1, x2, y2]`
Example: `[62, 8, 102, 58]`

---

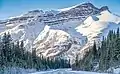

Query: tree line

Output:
[72, 27, 120, 72]
[0, 32, 71, 72]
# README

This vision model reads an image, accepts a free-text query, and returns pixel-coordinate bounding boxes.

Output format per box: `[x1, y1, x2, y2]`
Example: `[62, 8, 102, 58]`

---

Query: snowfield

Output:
[76, 10, 120, 46]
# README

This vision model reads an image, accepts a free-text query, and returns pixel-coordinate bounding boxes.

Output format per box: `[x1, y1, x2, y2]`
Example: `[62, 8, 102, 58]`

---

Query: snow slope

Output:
[33, 20, 87, 59]
[75, 10, 120, 59]
[76, 10, 120, 43]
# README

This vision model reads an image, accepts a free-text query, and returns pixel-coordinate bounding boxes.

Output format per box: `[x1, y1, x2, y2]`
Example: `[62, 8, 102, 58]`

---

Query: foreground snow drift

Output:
[30, 69, 107, 74]
[0, 67, 36, 74]
[1, 68, 120, 74]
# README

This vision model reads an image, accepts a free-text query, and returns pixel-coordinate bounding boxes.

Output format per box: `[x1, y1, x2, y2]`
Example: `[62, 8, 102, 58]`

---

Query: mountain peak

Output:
[24, 10, 44, 16]
[28, 10, 43, 13]
[77, 3, 94, 7]
[59, 3, 110, 13]
[100, 6, 109, 12]
[70, 3, 98, 10]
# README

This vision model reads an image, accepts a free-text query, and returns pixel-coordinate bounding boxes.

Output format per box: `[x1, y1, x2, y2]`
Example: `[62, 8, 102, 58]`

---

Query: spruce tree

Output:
[117, 27, 119, 38]
[75, 54, 79, 69]
[92, 41, 97, 59]
[114, 38, 120, 61]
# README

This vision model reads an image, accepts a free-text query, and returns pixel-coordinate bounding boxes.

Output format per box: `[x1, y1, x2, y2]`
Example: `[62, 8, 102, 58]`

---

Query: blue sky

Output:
[0, 0, 120, 20]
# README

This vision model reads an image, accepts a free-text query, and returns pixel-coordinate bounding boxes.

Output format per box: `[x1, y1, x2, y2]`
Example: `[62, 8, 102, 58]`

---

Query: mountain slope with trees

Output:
[72, 27, 120, 73]
[0, 33, 71, 74]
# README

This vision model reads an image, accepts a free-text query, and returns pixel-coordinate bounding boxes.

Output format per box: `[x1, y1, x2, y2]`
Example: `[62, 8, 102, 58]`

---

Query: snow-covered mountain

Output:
[0, 3, 120, 61]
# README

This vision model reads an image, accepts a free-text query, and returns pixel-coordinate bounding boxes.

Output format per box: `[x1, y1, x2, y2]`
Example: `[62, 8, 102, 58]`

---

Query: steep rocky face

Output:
[0, 3, 119, 61]
[1, 3, 108, 26]
[56, 3, 100, 18]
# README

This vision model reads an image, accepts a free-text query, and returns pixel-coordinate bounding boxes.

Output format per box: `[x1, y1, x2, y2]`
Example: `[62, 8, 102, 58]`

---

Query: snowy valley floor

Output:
[29, 69, 108, 74]
[1, 68, 120, 74]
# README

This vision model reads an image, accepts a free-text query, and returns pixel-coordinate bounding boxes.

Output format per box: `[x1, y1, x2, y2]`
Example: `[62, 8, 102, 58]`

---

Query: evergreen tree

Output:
[75, 54, 79, 67]
[117, 27, 119, 38]
[114, 38, 120, 61]
[20, 41, 24, 59]
[92, 41, 97, 59]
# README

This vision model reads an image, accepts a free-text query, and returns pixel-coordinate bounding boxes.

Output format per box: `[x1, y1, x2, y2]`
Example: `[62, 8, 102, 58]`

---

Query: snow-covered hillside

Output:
[0, 3, 120, 61]
[76, 10, 120, 59]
